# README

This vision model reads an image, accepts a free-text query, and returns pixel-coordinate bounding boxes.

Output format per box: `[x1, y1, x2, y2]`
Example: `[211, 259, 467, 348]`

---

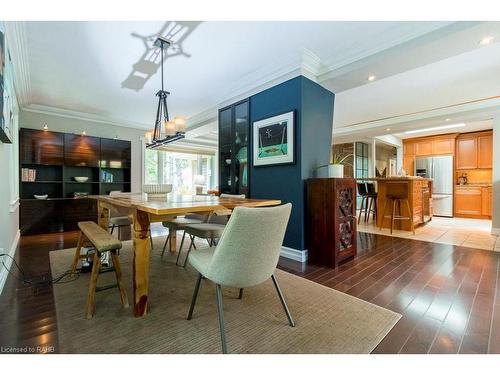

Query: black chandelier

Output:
[145, 37, 186, 149]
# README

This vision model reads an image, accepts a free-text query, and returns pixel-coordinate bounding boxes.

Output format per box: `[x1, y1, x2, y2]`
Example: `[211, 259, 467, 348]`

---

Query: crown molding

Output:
[22, 103, 151, 131]
[5, 21, 32, 107]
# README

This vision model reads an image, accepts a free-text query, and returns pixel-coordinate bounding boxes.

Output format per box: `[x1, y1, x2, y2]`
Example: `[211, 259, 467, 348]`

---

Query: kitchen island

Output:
[357, 177, 433, 232]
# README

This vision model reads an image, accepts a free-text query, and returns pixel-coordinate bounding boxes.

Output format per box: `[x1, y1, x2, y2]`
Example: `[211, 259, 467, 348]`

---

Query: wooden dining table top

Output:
[89, 193, 282, 215]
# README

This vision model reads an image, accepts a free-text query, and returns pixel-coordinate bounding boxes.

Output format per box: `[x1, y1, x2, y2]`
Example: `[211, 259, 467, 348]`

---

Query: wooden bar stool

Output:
[379, 181, 415, 235]
[71, 221, 129, 319]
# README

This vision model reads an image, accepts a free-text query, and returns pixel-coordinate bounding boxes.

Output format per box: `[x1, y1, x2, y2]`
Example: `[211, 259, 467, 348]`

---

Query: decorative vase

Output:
[328, 164, 344, 178]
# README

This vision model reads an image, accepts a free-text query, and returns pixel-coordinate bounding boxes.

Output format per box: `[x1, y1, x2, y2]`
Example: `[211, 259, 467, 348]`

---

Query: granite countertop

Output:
[456, 183, 492, 187]
[356, 176, 433, 181]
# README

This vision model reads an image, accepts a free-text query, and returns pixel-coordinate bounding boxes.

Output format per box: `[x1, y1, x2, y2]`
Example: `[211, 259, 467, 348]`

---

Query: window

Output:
[144, 149, 215, 194]
[355, 142, 369, 210]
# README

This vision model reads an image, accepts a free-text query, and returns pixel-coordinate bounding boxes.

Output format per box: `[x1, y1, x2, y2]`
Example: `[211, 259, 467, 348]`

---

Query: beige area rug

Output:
[50, 237, 401, 354]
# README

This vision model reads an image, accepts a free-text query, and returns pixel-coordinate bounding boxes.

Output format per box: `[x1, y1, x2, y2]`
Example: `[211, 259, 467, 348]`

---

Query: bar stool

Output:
[379, 181, 415, 235]
[366, 183, 378, 222]
[357, 182, 377, 224]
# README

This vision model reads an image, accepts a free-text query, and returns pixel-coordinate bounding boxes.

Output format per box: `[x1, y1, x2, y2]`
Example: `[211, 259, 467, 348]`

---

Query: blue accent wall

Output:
[249, 76, 334, 251]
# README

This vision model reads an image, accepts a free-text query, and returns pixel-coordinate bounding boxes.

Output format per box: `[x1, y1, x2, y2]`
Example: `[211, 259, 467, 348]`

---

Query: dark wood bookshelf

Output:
[19, 128, 132, 235]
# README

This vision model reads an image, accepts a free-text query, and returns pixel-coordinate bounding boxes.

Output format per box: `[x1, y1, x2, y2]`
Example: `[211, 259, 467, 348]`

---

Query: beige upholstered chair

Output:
[108, 191, 154, 248]
[175, 193, 247, 266]
[161, 214, 207, 256]
[186, 203, 294, 354]
[219, 193, 246, 199]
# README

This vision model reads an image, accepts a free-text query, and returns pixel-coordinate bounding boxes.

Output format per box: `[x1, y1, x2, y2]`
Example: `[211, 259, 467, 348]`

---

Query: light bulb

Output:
[145, 131, 153, 144]
[174, 116, 187, 132]
[165, 120, 176, 136]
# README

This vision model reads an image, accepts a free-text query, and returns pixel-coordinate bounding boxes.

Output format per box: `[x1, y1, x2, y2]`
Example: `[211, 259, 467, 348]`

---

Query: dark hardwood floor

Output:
[1, 225, 499, 354]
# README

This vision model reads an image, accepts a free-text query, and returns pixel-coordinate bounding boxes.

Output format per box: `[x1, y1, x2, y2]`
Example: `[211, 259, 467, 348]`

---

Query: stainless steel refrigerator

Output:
[415, 155, 453, 217]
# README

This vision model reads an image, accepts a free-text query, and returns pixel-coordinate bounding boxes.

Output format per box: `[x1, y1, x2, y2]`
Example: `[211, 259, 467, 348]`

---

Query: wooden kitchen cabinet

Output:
[456, 136, 478, 170]
[415, 140, 433, 156]
[403, 155, 415, 175]
[432, 137, 454, 155]
[481, 187, 492, 217]
[478, 134, 493, 168]
[455, 186, 483, 217]
[404, 141, 415, 156]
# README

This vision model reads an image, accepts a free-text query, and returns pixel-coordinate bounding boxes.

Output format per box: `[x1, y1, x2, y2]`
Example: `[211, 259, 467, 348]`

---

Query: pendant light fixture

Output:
[145, 37, 187, 148]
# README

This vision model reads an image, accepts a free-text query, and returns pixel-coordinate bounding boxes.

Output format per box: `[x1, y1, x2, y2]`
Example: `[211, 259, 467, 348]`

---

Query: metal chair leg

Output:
[215, 284, 228, 354]
[182, 236, 196, 267]
[110, 224, 115, 235]
[187, 273, 203, 320]
[271, 274, 295, 327]
[175, 231, 187, 266]
[149, 229, 154, 250]
[238, 288, 243, 299]
[161, 233, 170, 257]
[358, 196, 365, 224]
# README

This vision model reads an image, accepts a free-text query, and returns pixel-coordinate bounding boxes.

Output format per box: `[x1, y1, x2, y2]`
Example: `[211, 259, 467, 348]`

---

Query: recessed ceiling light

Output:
[445, 118, 451, 122]
[386, 128, 391, 131]
[404, 123, 466, 135]
[81, 131, 86, 136]
[43, 124, 48, 131]
[367, 75, 376, 82]
[479, 36, 494, 46]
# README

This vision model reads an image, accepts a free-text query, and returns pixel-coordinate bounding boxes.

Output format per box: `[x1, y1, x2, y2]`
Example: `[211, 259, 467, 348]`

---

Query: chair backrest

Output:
[220, 193, 246, 199]
[366, 183, 377, 195]
[357, 182, 368, 196]
[205, 203, 292, 288]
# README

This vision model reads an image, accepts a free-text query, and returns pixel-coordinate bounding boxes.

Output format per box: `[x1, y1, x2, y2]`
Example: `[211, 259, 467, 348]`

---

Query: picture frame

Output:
[253, 110, 295, 167]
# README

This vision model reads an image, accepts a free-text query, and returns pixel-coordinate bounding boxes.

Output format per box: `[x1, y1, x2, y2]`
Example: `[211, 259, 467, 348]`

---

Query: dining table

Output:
[89, 193, 281, 317]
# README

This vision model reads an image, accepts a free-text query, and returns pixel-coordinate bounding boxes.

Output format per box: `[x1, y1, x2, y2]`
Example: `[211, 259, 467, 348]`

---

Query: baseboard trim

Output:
[280, 246, 308, 263]
[492, 227, 500, 235]
[0, 230, 21, 296]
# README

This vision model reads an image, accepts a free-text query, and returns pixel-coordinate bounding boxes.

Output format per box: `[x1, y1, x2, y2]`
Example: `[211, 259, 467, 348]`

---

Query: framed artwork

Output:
[253, 110, 295, 167]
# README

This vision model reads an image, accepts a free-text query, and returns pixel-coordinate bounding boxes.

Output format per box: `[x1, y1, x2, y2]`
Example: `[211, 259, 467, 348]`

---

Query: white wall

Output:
[19, 110, 146, 192]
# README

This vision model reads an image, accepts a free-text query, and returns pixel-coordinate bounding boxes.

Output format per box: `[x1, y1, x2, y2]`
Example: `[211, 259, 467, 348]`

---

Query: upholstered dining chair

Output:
[108, 191, 154, 249]
[161, 214, 207, 256]
[186, 203, 294, 354]
[175, 193, 247, 266]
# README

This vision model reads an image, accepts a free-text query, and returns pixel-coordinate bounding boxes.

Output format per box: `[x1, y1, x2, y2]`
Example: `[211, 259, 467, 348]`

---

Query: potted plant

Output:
[315, 153, 352, 178]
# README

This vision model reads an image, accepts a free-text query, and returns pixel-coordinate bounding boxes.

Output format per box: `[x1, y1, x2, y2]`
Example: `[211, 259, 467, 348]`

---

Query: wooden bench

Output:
[72, 221, 129, 319]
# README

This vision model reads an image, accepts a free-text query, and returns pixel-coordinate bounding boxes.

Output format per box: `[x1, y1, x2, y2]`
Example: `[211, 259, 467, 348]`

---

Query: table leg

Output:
[97, 201, 110, 230]
[169, 229, 177, 253]
[132, 209, 151, 317]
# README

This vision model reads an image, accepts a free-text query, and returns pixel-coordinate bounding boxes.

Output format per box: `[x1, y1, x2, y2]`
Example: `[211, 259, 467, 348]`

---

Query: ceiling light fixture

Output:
[146, 37, 186, 149]
[404, 123, 466, 135]
[43, 124, 48, 131]
[445, 118, 451, 122]
[367, 75, 376, 82]
[386, 128, 391, 131]
[81, 131, 86, 136]
[479, 36, 494, 46]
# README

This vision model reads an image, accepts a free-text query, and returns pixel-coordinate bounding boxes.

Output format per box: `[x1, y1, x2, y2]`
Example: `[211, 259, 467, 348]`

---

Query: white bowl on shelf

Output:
[74, 176, 89, 182]
[34, 194, 48, 200]
[142, 184, 172, 198]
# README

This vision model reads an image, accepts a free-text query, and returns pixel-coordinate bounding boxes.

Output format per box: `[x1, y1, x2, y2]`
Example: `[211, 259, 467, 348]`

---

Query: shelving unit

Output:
[218, 99, 250, 196]
[19, 128, 132, 235]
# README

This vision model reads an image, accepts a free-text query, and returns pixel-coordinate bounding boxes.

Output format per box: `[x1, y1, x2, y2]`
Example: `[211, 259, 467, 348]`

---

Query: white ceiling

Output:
[20, 21, 451, 129]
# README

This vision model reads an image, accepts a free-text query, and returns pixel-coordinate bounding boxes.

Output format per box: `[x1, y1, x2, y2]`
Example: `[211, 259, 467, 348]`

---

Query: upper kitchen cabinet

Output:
[100, 138, 131, 168]
[20, 128, 64, 165]
[415, 139, 433, 156]
[456, 135, 478, 170]
[432, 137, 454, 155]
[403, 141, 415, 156]
[403, 155, 415, 175]
[477, 133, 493, 168]
[64, 133, 101, 167]
[455, 131, 492, 170]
